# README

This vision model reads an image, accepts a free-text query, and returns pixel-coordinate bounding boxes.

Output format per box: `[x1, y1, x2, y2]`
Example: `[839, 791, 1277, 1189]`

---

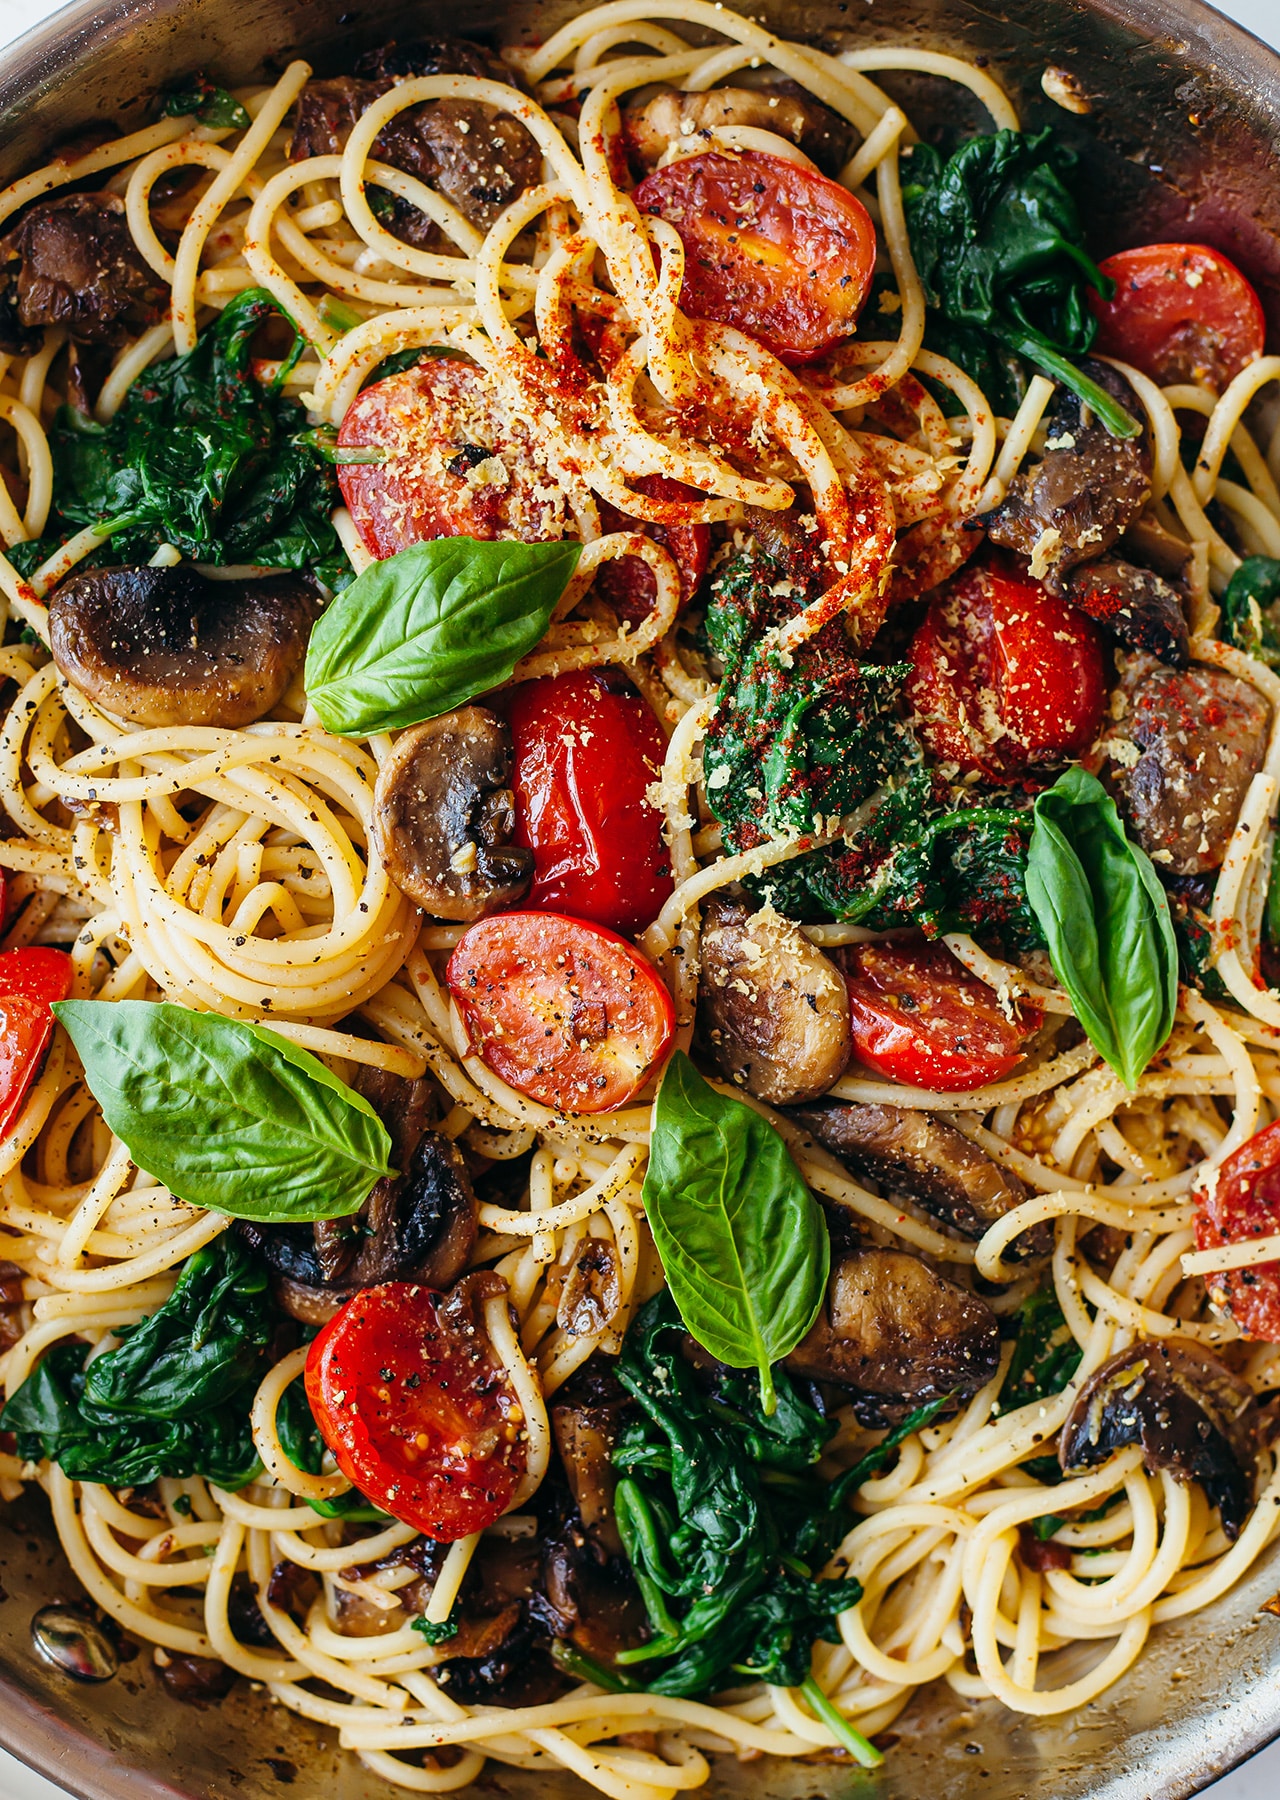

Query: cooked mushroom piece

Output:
[624, 85, 854, 175]
[537, 1536, 648, 1665]
[1108, 657, 1270, 875]
[698, 895, 851, 1106]
[784, 1248, 1001, 1424]
[551, 1395, 625, 1556]
[788, 1100, 1049, 1258]
[48, 565, 318, 730]
[556, 1238, 622, 1339]
[984, 363, 1151, 591]
[238, 1071, 478, 1323]
[0, 192, 167, 354]
[372, 707, 533, 919]
[1059, 1340, 1259, 1538]
[1065, 557, 1189, 666]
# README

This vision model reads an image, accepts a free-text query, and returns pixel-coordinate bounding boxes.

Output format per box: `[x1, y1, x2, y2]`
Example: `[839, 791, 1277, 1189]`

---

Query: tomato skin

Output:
[336, 357, 567, 560]
[305, 1278, 526, 1539]
[1089, 244, 1266, 389]
[505, 671, 672, 938]
[0, 948, 73, 1139]
[842, 939, 1042, 1092]
[447, 911, 676, 1113]
[1194, 1121, 1280, 1341]
[634, 150, 876, 366]
[906, 557, 1107, 782]
[595, 474, 710, 625]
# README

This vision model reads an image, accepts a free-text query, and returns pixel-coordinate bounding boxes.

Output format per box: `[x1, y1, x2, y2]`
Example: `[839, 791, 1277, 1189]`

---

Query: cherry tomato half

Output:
[906, 556, 1107, 782]
[447, 911, 676, 1113]
[0, 948, 73, 1140]
[305, 1278, 526, 1539]
[1089, 244, 1266, 390]
[505, 670, 672, 938]
[634, 150, 876, 366]
[336, 356, 567, 560]
[595, 474, 711, 625]
[1194, 1120, 1280, 1341]
[842, 939, 1042, 1092]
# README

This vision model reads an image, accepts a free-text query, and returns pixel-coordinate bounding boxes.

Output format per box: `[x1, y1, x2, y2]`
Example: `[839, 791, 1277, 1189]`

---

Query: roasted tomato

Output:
[505, 670, 672, 938]
[595, 474, 711, 625]
[447, 912, 676, 1113]
[1089, 244, 1266, 390]
[0, 947, 73, 1139]
[842, 939, 1042, 1092]
[1194, 1121, 1280, 1341]
[336, 356, 569, 559]
[633, 150, 876, 365]
[906, 556, 1107, 781]
[305, 1276, 526, 1539]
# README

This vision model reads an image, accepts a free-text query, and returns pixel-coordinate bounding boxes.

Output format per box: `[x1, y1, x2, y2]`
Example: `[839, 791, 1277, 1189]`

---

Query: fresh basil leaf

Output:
[53, 1000, 393, 1222]
[642, 1052, 830, 1413]
[162, 75, 252, 131]
[1026, 767, 1177, 1087]
[305, 536, 582, 737]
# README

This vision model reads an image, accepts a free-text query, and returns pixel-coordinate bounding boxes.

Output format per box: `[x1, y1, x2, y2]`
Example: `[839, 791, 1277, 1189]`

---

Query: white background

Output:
[0, 0, 1279, 1792]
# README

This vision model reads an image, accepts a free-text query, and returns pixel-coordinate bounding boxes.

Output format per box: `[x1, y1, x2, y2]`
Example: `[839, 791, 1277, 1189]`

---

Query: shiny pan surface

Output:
[1, 0, 1280, 1794]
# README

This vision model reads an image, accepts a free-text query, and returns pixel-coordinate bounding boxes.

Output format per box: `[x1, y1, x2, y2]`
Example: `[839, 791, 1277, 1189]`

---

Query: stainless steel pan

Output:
[1, 0, 1280, 1793]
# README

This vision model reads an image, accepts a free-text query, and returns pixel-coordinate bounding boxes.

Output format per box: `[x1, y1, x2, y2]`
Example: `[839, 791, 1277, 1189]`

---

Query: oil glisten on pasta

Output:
[0, 6, 1278, 1795]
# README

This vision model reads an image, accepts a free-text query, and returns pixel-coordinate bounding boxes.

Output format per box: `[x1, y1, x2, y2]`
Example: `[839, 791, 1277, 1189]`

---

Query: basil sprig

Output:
[55, 1001, 393, 1222]
[642, 1052, 830, 1413]
[305, 536, 582, 736]
[1025, 767, 1177, 1088]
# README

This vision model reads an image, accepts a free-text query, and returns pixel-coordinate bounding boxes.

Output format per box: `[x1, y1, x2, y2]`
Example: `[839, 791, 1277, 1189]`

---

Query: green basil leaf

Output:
[305, 536, 582, 736]
[1026, 767, 1177, 1088]
[53, 1000, 393, 1221]
[642, 1052, 829, 1413]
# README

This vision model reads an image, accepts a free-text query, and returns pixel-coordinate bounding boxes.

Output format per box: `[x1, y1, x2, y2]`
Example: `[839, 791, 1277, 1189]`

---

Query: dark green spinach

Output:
[35, 288, 345, 587]
[902, 129, 1136, 437]
[1025, 767, 1178, 1086]
[276, 1375, 390, 1522]
[1000, 1283, 1084, 1485]
[162, 75, 252, 131]
[642, 1052, 829, 1414]
[305, 536, 583, 737]
[1219, 555, 1280, 667]
[55, 1000, 393, 1223]
[1, 1237, 269, 1488]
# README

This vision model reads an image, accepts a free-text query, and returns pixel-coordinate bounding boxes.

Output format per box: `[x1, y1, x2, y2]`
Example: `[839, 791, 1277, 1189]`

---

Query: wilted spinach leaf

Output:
[1219, 555, 1280, 668]
[999, 1282, 1085, 1485]
[1, 1237, 270, 1488]
[162, 74, 252, 131]
[276, 1374, 390, 1522]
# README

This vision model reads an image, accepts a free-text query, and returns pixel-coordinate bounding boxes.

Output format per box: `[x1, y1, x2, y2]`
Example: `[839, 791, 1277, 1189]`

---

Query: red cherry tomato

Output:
[842, 939, 1042, 1092]
[633, 150, 876, 366]
[504, 670, 672, 938]
[447, 911, 675, 1113]
[1089, 244, 1266, 389]
[0, 948, 73, 1139]
[306, 1280, 526, 1539]
[336, 356, 567, 560]
[906, 557, 1107, 782]
[1193, 1121, 1280, 1341]
[595, 474, 710, 625]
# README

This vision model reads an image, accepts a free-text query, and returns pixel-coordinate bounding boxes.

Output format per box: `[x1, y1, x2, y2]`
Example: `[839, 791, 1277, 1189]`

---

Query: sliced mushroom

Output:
[1059, 1340, 1259, 1538]
[624, 85, 853, 176]
[0, 192, 166, 354]
[1108, 656, 1270, 875]
[1065, 557, 1189, 666]
[536, 1536, 648, 1665]
[551, 1406, 624, 1556]
[156, 1651, 237, 1705]
[697, 895, 850, 1106]
[372, 707, 533, 920]
[48, 565, 318, 730]
[788, 1100, 1049, 1258]
[556, 1238, 621, 1339]
[238, 1071, 478, 1323]
[784, 1248, 1001, 1424]
[984, 363, 1151, 591]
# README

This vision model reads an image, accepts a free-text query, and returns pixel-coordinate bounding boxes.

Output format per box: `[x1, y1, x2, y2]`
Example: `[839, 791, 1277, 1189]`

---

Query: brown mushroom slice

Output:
[624, 85, 854, 175]
[372, 707, 533, 919]
[1059, 1340, 1259, 1539]
[1065, 557, 1189, 667]
[551, 1399, 624, 1556]
[698, 895, 851, 1106]
[556, 1239, 621, 1338]
[784, 1248, 1001, 1424]
[48, 565, 318, 729]
[788, 1100, 1049, 1258]
[0, 192, 166, 354]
